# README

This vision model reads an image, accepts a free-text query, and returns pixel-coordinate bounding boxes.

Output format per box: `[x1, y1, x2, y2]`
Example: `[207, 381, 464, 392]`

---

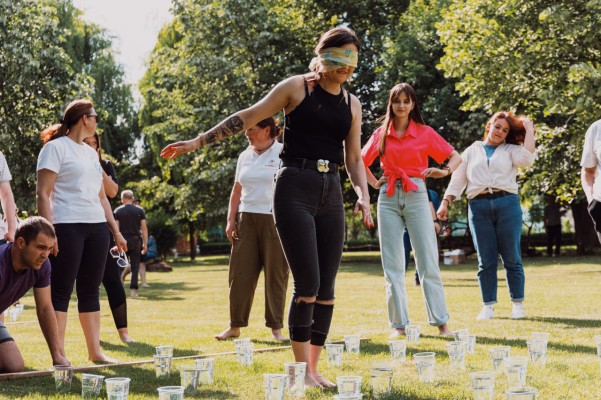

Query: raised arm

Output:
[160, 76, 301, 159]
[344, 95, 374, 228]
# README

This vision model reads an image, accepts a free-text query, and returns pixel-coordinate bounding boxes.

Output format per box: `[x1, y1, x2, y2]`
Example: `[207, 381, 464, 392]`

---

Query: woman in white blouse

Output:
[437, 111, 535, 320]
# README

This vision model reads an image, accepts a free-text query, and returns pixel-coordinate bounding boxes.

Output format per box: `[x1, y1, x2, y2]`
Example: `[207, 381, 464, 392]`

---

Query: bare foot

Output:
[437, 324, 453, 336]
[120, 334, 136, 344]
[304, 372, 323, 388]
[89, 354, 118, 363]
[313, 371, 336, 387]
[141, 283, 150, 288]
[214, 327, 241, 340]
[389, 328, 406, 338]
[271, 329, 288, 342]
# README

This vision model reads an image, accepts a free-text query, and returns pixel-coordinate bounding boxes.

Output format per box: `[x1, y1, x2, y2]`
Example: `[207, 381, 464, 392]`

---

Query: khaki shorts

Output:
[0, 321, 14, 344]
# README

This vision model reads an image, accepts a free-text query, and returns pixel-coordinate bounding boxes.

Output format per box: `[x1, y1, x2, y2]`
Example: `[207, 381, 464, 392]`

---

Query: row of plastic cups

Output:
[469, 370, 538, 399]
[52, 366, 128, 399]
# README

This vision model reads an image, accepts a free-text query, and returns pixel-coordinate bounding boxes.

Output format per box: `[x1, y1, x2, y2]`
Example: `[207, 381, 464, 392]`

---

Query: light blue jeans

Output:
[377, 179, 450, 328]
[468, 194, 524, 305]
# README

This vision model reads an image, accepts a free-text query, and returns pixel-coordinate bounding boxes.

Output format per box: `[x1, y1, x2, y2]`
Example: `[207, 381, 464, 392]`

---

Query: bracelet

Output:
[442, 198, 450, 205]
[433, 220, 439, 223]
[442, 166, 452, 175]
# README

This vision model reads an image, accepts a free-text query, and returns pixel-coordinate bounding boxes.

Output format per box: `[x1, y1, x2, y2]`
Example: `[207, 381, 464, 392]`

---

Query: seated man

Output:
[0, 216, 69, 373]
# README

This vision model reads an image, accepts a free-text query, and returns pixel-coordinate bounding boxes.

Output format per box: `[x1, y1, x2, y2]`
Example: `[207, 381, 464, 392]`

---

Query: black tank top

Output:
[281, 80, 352, 165]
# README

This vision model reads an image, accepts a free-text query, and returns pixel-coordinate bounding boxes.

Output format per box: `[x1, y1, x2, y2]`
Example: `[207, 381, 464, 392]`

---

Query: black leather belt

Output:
[473, 190, 511, 200]
[281, 158, 340, 173]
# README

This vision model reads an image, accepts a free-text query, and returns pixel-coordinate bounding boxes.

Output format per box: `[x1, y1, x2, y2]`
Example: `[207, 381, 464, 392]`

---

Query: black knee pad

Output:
[288, 298, 315, 342]
[310, 303, 334, 346]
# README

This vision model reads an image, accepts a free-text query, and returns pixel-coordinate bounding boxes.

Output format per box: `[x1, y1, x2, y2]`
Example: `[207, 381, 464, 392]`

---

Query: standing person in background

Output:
[36, 99, 127, 363]
[543, 196, 563, 257]
[0, 151, 16, 245]
[362, 83, 461, 338]
[438, 111, 536, 320]
[83, 133, 135, 343]
[581, 119, 601, 244]
[115, 190, 148, 298]
[214, 117, 289, 342]
[138, 234, 157, 288]
[160, 27, 373, 387]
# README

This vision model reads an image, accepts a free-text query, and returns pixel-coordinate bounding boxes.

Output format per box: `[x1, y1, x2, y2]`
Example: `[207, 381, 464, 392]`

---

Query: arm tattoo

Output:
[197, 115, 244, 146]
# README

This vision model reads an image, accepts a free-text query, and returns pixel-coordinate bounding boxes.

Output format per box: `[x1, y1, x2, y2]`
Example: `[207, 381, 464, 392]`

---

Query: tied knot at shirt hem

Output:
[385, 167, 419, 196]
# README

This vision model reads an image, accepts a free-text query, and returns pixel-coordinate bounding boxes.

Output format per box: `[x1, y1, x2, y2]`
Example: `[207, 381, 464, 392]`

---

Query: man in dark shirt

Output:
[114, 190, 147, 298]
[0, 216, 69, 372]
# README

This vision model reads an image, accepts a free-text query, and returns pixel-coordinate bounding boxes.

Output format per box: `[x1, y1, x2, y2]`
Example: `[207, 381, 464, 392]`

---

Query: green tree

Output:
[438, 0, 601, 252]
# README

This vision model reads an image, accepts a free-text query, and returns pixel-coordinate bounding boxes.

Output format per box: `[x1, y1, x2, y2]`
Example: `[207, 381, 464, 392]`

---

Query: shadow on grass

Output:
[99, 340, 196, 358]
[101, 281, 196, 302]
[497, 316, 601, 329]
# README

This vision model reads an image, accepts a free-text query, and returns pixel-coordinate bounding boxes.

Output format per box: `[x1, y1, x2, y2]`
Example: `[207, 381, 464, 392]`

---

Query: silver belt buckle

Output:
[317, 159, 330, 173]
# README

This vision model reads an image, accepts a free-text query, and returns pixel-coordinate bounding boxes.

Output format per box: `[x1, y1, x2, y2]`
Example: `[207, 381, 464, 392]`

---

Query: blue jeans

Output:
[378, 179, 449, 328]
[468, 194, 525, 305]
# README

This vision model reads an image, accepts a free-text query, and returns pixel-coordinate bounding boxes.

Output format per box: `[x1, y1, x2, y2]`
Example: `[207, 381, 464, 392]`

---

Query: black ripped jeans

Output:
[273, 166, 345, 342]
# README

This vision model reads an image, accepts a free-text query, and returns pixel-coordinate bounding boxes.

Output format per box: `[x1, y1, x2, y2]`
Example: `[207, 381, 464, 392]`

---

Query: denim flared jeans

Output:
[377, 179, 449, 328]
[468, 194, 525, 305]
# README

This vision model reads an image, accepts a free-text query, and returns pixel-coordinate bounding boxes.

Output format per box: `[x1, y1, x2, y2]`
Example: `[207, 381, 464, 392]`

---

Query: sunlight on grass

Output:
[2, 253, 601, 398]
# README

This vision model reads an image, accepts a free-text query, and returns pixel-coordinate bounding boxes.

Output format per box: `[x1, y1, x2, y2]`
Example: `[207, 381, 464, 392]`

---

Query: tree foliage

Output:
[0, 0, 137, 212]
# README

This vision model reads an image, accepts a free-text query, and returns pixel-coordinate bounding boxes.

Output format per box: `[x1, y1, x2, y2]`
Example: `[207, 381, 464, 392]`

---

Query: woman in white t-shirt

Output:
[214, 116, 290, 342]
[36, 99, 127, 363]
[437, 111, 536, 321]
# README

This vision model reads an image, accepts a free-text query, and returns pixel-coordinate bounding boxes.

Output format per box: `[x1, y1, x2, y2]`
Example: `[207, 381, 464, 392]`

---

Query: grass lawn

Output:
[2, 252, 601, 399]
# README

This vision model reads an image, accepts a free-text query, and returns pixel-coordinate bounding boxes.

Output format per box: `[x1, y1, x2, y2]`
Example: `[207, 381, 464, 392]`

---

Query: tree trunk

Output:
[571, 201, 599, 254]
[188, 221, 196, 261]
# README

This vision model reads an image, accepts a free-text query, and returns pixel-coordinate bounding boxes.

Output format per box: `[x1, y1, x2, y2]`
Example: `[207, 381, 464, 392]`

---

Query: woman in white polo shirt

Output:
[214, 116, 289, 342]
[437, 111, 535, 321]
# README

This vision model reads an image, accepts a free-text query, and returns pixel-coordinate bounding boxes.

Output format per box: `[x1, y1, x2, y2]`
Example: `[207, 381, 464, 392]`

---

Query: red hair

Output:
[40, 99, 94, 144]
[485, 111, 526, 145]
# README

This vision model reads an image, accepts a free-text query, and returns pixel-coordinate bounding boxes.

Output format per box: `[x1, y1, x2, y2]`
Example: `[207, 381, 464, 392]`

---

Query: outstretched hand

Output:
[353, 198, 374, 228]
[160, 139, 199, 159]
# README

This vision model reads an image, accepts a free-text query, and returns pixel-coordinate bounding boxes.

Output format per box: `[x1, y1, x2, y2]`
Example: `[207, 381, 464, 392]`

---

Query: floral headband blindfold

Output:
[309, 47, 359, 73]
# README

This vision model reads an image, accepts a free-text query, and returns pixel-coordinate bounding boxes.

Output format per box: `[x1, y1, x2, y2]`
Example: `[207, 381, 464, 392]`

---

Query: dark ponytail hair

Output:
[256, 117, 280, 139]
[40, 99, 95, 144]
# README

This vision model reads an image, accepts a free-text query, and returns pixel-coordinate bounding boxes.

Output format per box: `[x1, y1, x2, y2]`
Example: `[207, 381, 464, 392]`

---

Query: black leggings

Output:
[51, 223, 110, 313]
[588, 199, 601, 244]
[273, 167, 345, 342]
[102, 236, 127, 329]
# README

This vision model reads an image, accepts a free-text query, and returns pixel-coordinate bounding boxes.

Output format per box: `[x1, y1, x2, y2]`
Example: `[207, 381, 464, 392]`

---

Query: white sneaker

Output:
[476, 305, 494, 320]
[510, 303, 526, 319]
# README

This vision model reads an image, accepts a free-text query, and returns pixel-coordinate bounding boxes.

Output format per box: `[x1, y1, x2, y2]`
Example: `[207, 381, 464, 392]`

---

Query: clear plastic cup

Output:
[52, 365, 73, 394]
[389, 339, 407, 364]
[180, 364, 200, 394]
[157, 385, 184, 400]
[490, 346, 511, 372]
[506, 386, 538, 399]
[325, 343, 344, 367]
[414, 352, 435, 383]
[526, 340, 548, 367]
[446, 341, 466, 370]
[81, 373, 104, 399]
[344, 334, 361, 354]
[469, 371, 495, 400]
[504, 356, 528, 391]
[105, 377, 130, 400]
[154, 354, 172, 379]
[264, 373, 288, 400]
[336, 375, 362, 395]
[235, 342, 254, 366]
[406, 325, 420, 344]
[370, 364, 393, 394]
[195, 358, 215, 385]
[284, 361, 306, 398]
[155, 345, 174, 357]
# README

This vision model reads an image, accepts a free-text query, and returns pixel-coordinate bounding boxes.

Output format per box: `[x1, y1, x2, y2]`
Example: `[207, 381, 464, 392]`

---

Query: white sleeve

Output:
[509, 145, 536, 168]
[37, 141, 63, 173]
[0, 152, 12, 182]
[443, 147, 469, 200]
[581, 122, 601, 168]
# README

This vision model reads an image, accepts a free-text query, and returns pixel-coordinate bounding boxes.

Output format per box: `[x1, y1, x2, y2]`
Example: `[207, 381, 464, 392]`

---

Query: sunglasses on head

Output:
[110, 247, 129, 268]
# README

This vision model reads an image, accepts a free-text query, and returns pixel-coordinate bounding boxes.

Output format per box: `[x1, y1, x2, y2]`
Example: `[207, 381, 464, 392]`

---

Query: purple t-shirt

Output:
[0, 243, 51, 313]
